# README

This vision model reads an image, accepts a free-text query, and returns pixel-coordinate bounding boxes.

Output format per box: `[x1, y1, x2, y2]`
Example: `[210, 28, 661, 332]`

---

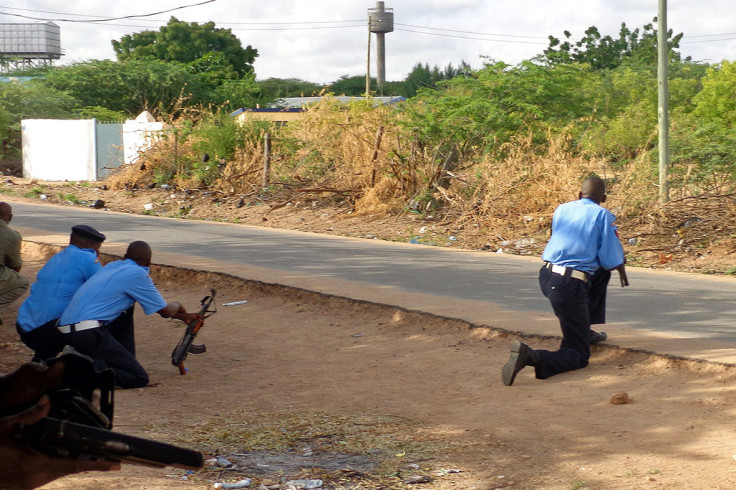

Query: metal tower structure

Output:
[0, 22, 63, 73]
[368, 1, 393, 91]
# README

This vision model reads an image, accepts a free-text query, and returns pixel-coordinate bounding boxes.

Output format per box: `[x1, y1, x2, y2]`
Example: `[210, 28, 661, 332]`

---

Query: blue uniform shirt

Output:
[541, 198, 625, 274]
[59, 259, 168, 325]
[16, 245, 101, 332]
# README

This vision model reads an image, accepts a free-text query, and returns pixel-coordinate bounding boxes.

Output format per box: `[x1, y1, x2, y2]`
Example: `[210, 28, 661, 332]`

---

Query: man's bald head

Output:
[580, 176, 606, 204]
[0, 202, 12, 224]
[124, 240, 152, 267]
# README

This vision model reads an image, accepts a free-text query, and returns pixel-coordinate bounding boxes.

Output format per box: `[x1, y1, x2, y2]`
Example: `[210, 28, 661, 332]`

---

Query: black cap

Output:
[71, 225, 106, 243]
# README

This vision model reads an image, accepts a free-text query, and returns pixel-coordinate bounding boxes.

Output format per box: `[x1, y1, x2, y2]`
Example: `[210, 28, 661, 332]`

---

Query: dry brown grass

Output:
[100, 103, 736, 266]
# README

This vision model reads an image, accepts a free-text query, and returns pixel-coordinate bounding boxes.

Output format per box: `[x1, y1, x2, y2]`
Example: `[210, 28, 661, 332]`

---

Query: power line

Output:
[0, 5, 364, 25]
[395, 22, 547, 40]
[685, 32, 736, 39]
[51, 21, 366, 31]
[0, 0, 216, 23]
[395, 27, 548, 45]
[682, 36, 736, 44]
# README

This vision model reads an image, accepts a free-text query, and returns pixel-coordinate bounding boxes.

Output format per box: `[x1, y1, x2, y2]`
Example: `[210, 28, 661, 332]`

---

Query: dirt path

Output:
[3, 246, 736, 489]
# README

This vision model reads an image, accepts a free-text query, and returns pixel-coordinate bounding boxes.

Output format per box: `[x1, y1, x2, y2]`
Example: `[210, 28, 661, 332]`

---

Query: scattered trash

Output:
[628, 237, 638, 245]
[350, 333, 363, 338]
[143, 203, 154, 211]
[433, 468, 462, 476]
[448, 236, 457, 241]
[213, 479, 252, 489]
[405, 475, 433, 484]
[39, 194, 48, 200]
[419, 226, 428, 233]
[283, 479, 323, 489]
[514, 237, 535, 248]
[222, 300, 248, 306]
[215, 456, 233, 467]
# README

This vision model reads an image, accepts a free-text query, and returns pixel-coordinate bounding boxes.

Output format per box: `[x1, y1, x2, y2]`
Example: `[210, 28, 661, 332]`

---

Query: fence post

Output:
[262, 132, 271, 191]
[370, 126, 384, 187]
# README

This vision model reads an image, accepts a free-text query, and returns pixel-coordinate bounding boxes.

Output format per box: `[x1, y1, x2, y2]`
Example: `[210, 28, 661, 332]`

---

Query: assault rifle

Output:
[171, 289, 217, 375]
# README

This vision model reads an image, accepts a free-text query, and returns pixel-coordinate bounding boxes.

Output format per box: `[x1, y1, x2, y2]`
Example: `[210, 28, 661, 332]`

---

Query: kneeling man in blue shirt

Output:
[502, 176, 626, 386]
[58, 241, 200, 388]
[16, 224, 106, 362]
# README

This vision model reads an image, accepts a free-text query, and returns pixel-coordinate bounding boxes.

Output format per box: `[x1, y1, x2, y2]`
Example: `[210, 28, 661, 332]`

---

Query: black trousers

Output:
[61, 307, 149, 389]
[17, 318, 65, 363]
[588, 268, 611, 325]
[534, 266, 594, 380]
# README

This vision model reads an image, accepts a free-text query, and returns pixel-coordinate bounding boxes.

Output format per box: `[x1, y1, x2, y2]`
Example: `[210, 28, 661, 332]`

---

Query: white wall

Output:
[22, 119, 97, 181]
[22, 113, 166, 181]
[122, 119, 164, 165]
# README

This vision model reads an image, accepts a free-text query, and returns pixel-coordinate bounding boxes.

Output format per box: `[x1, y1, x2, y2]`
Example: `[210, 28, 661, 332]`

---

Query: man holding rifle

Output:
[0, 362, 119, 488]
[502, 176, 628, 386]
[57, 241, 199, 389]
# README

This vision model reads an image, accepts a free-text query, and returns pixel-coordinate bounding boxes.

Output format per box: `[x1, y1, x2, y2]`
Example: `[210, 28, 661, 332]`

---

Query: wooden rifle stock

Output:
[615, 264, 629, 287]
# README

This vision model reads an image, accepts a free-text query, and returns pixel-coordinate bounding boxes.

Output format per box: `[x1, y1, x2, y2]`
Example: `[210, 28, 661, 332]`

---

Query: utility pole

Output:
[365, 18, 371, 97]
[657, 0, 670, 203]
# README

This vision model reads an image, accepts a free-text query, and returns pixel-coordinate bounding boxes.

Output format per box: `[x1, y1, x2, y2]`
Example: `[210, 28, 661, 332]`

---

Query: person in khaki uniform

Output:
[0, 202, 29, 322]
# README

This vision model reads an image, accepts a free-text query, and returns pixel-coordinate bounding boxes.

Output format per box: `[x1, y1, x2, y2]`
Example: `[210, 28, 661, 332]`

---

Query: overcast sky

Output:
[2, 0, 735, 84]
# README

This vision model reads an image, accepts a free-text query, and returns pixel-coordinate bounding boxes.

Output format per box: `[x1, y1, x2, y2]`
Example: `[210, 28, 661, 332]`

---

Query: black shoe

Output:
[590, 330, 607, 344]
[502, 340, 538, 386]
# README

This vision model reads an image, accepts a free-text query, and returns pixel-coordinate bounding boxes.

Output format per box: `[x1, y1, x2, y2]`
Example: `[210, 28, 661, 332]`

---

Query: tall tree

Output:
[401, 61, 472, 98]
[328, 75, 376, 96]
[112, 17, 258, 77]
[543, 19, 685, 70]
[41, 59, 205, 115]
[41, 59, 260, 116]
[256, 77, 325, 103]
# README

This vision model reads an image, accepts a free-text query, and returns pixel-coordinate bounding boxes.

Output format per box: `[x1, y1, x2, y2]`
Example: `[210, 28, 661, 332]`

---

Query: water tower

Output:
[0, 22, 63, 73]
[368, 1, 393, 90]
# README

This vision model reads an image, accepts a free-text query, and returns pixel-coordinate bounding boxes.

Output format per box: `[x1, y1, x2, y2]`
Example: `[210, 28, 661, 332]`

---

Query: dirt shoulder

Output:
[3, 245, 736, 489]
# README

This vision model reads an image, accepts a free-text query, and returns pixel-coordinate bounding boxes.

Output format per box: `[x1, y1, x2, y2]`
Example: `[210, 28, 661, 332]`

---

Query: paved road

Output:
[10, 200, 736, 363]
